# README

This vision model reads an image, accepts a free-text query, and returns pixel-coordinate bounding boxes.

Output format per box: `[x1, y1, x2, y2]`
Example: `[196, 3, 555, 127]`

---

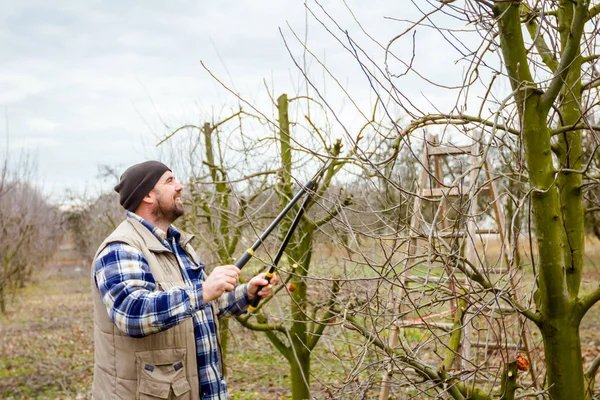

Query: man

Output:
[92, 160, 274, 400]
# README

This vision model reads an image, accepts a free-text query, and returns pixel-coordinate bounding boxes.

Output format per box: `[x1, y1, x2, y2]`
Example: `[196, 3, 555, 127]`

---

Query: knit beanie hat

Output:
[114, 161, 171, 212]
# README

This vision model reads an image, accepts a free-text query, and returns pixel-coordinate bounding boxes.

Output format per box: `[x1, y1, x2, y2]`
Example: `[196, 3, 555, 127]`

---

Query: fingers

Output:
[260, 272, 279, 286]
[202, 265, 241, 303]
[249, 272, 281, 299]
[216, 266, 240, 289]
[257, 286, 272, 297]
[267, 273, 280, 286]
[214, 265, 241, 279]
[254, 277, 270, 287]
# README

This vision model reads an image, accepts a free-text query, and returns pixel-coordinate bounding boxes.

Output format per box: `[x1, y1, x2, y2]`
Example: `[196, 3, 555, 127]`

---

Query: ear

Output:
[140, 191, 156, 206]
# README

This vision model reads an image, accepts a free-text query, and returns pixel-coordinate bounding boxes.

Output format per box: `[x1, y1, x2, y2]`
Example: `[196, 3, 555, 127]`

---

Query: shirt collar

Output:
[127, 211, 180, 246]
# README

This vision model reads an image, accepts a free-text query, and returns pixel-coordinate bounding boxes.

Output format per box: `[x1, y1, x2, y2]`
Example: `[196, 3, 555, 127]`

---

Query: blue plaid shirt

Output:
[94, 212, 250, 400]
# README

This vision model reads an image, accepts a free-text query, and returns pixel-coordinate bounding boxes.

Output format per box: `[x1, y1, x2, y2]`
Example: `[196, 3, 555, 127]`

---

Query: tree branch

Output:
[493, 1, 537, 110]
[551, 123, 600, 136]
[312, 196, 351, 228]
[235, 315, 287, 333]
[524, 10, 558, 73]
[578, 287, 600, 319]
[540, 1, 588, 110]
[335, 308, 490, 400]
[589, 4, 600, 20]
[404, 113, 521, 138]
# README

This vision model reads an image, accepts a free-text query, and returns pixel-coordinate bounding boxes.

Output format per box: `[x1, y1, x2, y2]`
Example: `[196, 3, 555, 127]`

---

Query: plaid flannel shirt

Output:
[94, 212, 250, 400]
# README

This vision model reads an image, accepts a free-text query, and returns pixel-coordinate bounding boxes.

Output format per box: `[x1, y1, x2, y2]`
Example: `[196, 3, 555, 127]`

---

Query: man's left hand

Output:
[247, 273, 279, 300]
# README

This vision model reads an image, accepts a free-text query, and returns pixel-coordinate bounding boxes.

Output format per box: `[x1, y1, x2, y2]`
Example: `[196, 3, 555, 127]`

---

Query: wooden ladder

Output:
[378, 133, 537, 399]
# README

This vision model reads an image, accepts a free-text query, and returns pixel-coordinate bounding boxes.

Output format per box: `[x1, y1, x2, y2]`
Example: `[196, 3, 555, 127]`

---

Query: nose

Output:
[174, 180, 183, 192]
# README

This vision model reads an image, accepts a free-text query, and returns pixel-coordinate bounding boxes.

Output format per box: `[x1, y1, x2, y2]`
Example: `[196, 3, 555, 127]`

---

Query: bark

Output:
[499, 361, 518, 400]
[493, 2, 588, 398]
[267, 94, 341, 399]
[290, 350, 311, 400]
[541, 320, 584, 399]
[288, 222, 315, 399]
[555, 2, 585, 300]
[219, 319, 230, 377]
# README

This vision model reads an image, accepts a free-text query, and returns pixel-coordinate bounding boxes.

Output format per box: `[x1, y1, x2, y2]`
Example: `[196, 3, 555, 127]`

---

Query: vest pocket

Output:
[135, 349, 191, 400]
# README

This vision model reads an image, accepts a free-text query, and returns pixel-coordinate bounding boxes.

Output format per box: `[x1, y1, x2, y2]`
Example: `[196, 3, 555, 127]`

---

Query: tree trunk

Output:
[523, 100, 586, 399]
[541, 320, 584, 399]
[290, 346, 311, 400]
[219, 318, 230, 378]
[289, 229, 314, 399]
[288, 272, 311, 399]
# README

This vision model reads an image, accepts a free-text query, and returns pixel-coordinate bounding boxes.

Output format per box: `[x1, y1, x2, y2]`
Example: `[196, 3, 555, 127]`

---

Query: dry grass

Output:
[3, 238, 600, 399]
[0, 266, 93, 399]
[0, 264, 348, 400]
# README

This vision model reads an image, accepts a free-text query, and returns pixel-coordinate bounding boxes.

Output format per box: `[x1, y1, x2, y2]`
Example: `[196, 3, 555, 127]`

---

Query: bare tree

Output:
[159, 90, 367, 399]
[268, 1, 600, 399]
[159, 110, 279, 375]
[64, 191, 124, 264]
[0, 155, 62, 313]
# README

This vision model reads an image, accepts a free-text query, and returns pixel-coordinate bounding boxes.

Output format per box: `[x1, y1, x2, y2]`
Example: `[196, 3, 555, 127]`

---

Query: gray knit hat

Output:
[114, 161, 171, 212]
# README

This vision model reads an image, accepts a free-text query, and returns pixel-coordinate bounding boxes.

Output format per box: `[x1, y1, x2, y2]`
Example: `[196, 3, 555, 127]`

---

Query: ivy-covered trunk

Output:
[176, 115, 246, 377]
[494, 2, 588, 398]
[279, 93, 313, 399]
[232, 93, 344, 400]
[289, 348, 311, 400]
[541, 321, 584, 398]
[522, 96, 585, 398]
[288, 223, 314, 399]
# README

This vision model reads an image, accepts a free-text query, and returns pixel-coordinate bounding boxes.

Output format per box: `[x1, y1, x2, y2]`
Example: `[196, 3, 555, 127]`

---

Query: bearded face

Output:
[151, 186, 184, 224]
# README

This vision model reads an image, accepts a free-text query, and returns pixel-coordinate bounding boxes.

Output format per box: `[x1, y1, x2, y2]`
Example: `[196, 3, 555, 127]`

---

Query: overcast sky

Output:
[1, 1, 490, 204]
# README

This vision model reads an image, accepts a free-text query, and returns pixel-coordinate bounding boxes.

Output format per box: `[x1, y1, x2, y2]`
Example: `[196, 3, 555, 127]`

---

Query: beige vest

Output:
[91, 218, 201, 400]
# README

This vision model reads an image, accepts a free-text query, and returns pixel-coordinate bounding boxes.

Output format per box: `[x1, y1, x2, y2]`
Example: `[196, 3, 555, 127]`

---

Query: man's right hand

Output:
[202, 265, 241, 303]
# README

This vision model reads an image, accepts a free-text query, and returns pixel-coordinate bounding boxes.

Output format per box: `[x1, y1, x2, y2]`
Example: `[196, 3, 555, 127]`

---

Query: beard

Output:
[152, 194, 185, 224]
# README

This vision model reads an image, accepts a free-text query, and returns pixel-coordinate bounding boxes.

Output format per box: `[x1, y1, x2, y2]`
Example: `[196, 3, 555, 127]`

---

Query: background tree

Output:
[64, 191, 123, 264]
[0, 153, 62, 313]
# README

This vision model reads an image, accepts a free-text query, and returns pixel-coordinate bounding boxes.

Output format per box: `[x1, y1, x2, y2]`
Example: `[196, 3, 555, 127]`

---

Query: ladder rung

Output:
[405, 275, 469, 285]
[421, 185, 492, 200]
[436, 229, 500, 238]
[470, 342, 527, 351]
[421, 187, 462, 198]
[396, 321, 453, 331]
[475, 228, 499, 235]
[428, 144, 474, 156]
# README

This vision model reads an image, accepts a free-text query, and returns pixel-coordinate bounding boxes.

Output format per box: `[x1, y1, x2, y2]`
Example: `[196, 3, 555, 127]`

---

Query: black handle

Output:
[247, 186, 314, 311]
[248, 271, 275, 310]
[234, 251, 254, 269]
[235, 179, 315, 271]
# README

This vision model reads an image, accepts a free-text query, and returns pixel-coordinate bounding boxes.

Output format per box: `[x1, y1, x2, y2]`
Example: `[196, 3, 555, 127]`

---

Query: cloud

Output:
[26, 117, 58, 133]
[0, 0, 497, 204]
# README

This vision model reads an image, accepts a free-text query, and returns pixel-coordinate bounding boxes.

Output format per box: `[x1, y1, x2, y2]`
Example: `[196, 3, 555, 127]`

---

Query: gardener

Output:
[91, 160, 275, 399]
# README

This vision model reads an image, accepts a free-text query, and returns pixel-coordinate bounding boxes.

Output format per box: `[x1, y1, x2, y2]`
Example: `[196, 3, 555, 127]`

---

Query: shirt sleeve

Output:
[93, 243, 206, 338]
[215, 283, 251, 318]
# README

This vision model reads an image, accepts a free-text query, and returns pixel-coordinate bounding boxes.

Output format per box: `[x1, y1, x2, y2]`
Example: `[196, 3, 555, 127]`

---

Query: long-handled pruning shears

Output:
[234, 161, 330, 310]
[247, 189, 313, 311]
